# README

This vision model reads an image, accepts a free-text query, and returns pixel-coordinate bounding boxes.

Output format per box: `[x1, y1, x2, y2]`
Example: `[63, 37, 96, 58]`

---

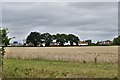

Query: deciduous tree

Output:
[26, 32, 41, 47]
[41, 33, 52, 46]
[113, 36, 120, 45]
[67, 34, 79, 46]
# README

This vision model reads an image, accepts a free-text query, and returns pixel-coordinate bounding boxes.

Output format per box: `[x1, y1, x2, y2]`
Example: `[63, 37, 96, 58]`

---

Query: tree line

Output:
[1, 28, 120, 47]
[26, 32, 120, 46]
[26, 32, 80, 47]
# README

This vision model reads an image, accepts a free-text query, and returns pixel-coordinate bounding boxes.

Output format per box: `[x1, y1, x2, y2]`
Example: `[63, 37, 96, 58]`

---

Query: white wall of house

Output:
[64, 43, 70, 46]
[79, 43, 88, 46]
[52, 40, 57, 43]
[42, 43, 45, 46]
[64, 41, 70, 46]
[73, 42, 77, 45]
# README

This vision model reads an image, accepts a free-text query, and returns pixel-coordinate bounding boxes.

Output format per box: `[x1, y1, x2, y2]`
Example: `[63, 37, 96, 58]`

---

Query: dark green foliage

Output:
[52, 33, 79, 46]
[85, 40, 92, 45]
[55, 34, 68, 46]
[0, 28, 13, 47]
[113, 36, 120, 45]
[67, 34, 79, 46]
[1, 47, 5, 58]
[26, 32, 41, 47]
[41, 33, 52, 46]
[26, 32, 80, 46]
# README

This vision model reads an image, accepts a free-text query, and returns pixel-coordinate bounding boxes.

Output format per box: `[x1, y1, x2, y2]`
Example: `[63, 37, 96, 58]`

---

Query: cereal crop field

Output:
[5, 46, 118, 63]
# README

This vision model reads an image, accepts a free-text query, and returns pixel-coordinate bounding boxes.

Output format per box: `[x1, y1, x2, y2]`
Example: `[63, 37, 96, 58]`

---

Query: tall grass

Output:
[2, 58, 118, 78]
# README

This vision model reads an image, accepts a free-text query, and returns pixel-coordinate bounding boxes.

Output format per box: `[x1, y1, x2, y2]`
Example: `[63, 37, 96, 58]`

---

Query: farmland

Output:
[2, 46, 119, 78]
[5, 46, 118, 63]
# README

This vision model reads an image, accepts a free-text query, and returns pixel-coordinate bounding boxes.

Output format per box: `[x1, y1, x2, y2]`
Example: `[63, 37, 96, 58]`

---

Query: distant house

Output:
[73, 42, 77, 45]
[85, 40, 92, 45]
[10, 41, 22, 46]
[26, 42, 34, 46]
[98, 40, 113, 45]
[50, 39, 59, 46]
[64, 41, 70, 46]
[38, 43, 45, 47]
[79, 41, 88, 46]
[42, 43, 46, 46]
[38, 39, 46, 46]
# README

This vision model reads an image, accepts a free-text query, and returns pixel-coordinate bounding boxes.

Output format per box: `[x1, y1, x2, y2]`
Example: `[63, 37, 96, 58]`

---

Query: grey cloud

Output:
[2, 2, 118, 43]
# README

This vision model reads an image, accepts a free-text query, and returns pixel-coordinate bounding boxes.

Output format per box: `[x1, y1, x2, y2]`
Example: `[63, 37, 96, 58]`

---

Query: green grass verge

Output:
[2, 58, 118, 78]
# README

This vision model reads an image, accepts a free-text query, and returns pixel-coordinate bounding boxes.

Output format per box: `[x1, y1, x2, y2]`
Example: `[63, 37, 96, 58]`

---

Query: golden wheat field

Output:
[5, 46, 118, 63]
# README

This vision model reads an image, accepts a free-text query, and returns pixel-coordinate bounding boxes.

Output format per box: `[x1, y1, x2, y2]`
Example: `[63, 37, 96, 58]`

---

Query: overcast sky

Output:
[2, 2, 118, 43]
